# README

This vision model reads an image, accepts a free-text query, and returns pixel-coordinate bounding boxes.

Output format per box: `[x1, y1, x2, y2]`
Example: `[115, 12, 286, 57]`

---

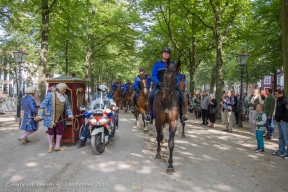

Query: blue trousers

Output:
[80, 123, 89, 143]
[256, 130, 265, 149]
[277, 121, 288, 155]
[266, 116, 274, 136]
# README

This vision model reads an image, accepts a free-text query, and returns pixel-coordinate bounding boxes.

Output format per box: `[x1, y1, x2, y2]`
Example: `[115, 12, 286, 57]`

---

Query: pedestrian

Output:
[263, 88, 276, 140]
[248, 89, 262, 134]
[34, 83, 74, 153]
[219, 93, 226, 124]
[18, 86, 39, 144]
[200, 90, 209, 125]
[207, 94, 217, 128]
[194, 93, 201, 119]
[272, 90, 288, 159]
[221, 90, 235, 133]
[253, 104, 267, 152]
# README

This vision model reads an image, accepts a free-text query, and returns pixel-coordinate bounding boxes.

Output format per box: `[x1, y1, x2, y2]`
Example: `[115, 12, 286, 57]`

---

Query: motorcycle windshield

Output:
[90, 92, 105, 110]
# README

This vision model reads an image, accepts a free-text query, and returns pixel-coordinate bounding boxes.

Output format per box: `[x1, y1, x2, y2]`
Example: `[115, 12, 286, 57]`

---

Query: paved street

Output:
[0, 111, 287, 192]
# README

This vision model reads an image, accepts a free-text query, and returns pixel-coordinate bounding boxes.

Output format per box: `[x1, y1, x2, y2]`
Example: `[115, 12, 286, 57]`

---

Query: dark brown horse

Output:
[152, 58, 181, 174]
[178, 75, 188, 138]
[113, 82, 122, 108]
[133, 75, 149, 131]
[123, 83, 133, 112]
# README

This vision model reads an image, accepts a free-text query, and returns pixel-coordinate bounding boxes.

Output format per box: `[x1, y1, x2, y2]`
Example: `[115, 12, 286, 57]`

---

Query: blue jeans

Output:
[256, 130, 265, 149]
[80, 123, 89, 143]
[266, 116, 274, 136]
[277, 121, 288, 155]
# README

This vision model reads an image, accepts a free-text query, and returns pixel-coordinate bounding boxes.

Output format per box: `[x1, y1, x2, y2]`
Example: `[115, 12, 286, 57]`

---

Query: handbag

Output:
[209, 105, 217, 114]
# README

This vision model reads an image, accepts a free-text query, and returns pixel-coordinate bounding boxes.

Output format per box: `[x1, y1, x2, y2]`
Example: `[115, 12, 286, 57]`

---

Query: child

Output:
[253, 104, 267, 152]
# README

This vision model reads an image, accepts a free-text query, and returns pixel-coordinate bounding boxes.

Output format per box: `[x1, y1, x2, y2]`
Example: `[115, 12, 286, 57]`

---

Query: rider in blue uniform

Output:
[111, 79, 120, 94]
[121, 80, 131, 98]
[145, 47, 189, 123]
[177, 69, 191, 106]
[130, 68, 151, 112]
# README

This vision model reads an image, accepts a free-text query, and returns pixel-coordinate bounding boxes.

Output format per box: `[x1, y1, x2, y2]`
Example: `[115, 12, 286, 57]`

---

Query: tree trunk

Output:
[189, 16, 197, 95]
[282, 0, 288, 93]
[65, 17, 70, 76]
[209, 66, 216, 94]
[214, 6, 224, 118]
[38, 0, 50, 102]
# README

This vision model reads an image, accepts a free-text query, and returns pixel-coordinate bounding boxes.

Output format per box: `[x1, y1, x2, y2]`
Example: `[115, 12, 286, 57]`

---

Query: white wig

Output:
[25, 86, 37, 94]
[210, 94, 215, 99]
[56, 83, 68, 91]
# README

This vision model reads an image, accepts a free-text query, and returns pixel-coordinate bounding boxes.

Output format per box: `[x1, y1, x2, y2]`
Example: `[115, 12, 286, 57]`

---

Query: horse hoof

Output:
[155, 154, 161, 159]
[144, 127, 148, 132]
[166, 167, 175, 174]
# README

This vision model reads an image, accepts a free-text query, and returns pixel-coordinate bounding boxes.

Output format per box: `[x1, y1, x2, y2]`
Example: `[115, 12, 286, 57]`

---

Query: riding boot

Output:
[180, 102, 188, 122]
[130, 93, 137, 112]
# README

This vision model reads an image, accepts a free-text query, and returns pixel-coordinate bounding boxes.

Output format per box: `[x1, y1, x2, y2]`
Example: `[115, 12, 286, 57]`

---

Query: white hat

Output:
[25, 86, 37, 94]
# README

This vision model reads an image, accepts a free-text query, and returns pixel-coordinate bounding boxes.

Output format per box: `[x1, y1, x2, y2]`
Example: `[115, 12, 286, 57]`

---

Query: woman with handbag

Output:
[208, 94, 217, 128]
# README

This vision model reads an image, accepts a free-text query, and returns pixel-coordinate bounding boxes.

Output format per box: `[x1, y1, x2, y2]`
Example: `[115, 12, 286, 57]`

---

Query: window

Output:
[277, 76, 281, 85]
[264, 76, 270, 84]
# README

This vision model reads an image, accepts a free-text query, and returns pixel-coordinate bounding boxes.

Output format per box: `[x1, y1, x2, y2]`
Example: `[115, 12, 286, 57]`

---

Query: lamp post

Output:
[13, 50, 28, 123]
[236, 51, 250, 127]
[85, 75, 90, 107]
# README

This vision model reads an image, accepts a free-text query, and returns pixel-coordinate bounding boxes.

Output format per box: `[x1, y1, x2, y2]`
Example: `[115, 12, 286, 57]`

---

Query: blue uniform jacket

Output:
[112, 82, 118, 91]
[151, 60, 175, 84]
[133, 76, 151, 91]
[38, 92, 73, 128]
[20, 95, 38, 131]
[177, 74, 187, 85]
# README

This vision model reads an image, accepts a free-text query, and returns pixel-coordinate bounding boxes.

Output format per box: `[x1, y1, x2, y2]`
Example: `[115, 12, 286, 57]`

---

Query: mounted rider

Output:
[130, 68, 151, 112]
[121, 80, 131, 98]
[177, 68, 191, 105]
[111, 79, 120, 95]
[77, 84, 116, 148]
[145, 47, 189, 123]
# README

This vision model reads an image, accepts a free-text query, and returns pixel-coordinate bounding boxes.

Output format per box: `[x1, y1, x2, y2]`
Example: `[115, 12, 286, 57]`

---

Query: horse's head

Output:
[116, 82, 122, 90]
[139, 74, 149, 94]
[162, 58, 181, 100]
[179, 75, 186, 91]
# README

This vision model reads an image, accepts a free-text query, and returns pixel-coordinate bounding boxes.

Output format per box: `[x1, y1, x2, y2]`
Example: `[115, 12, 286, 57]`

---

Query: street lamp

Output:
[236, 51, 250, 127]
[13, 50, 28, 123]
[86, 76, 91, 106]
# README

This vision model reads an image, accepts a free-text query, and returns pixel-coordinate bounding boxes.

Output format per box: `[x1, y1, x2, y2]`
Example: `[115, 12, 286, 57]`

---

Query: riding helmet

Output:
[97, 84, 108, 92]
[139, 68, 145, 72]
[161, 47, 171, 54]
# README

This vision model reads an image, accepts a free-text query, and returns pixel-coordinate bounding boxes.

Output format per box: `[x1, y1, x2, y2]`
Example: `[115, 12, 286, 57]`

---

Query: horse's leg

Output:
[134, 111, 139, 126]
[142, 112, 148, 132]
[181, 120, 185, 138]
[155, 124, 163, 159]
[167, 121, 177, 174]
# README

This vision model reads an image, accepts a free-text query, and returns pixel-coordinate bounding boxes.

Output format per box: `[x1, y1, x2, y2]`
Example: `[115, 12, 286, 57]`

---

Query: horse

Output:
[123, 83, 133, 112]
[152, 58, 181, 174]
[113, 82, 122, 109]
[178, 75, 189, 138]
[133, 75, 149, 131]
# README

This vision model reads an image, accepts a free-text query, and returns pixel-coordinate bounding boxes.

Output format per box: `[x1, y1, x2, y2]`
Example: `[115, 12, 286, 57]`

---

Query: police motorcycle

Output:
[79, 86, 119, 155]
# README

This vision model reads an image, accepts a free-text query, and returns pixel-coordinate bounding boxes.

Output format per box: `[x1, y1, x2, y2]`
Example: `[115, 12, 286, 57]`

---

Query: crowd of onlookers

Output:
[189, 88, 288, 159]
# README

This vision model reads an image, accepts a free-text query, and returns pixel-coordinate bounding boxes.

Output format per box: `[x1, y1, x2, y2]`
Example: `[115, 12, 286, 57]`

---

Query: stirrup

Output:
[145, 115, 151, 122]
[130, 106, 135, 112]
[182, 115, 189, 122]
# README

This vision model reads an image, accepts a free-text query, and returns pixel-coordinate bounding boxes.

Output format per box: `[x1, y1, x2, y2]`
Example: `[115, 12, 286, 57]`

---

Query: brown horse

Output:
[178, 75, 188, 138]
[133, 75, 149, 131]
[113, 82, 122, 108]
[152, 58, 181, 174]
[123, 83, 133, 112]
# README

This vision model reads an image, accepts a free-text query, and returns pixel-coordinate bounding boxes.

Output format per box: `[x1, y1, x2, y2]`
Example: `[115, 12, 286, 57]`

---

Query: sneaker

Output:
[253, 147, 260, 151]
[272, 151, 285, 157]
[282, 155, 288, 159]
[256, 149, 265, 153]
[222, 129, 228, 132]
[130, 106, 135, 112]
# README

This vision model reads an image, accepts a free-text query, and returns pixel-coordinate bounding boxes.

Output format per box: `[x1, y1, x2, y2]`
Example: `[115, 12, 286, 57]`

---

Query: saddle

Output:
[152, 87, 181, 104]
